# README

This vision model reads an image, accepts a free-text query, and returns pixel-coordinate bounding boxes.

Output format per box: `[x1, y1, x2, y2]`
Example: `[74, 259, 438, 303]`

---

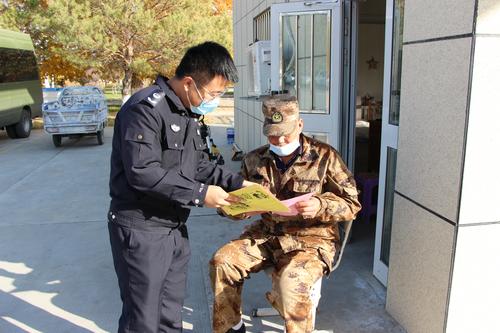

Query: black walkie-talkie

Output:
[199, 116, 211, 155]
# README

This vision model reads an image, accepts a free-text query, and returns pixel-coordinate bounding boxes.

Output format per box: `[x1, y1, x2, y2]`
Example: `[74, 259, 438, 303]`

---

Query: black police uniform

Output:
[108, 75, 243, 333]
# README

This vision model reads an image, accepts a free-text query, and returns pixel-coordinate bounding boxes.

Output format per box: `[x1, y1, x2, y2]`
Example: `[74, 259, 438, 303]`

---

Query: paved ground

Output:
[0, 125, 405, 333]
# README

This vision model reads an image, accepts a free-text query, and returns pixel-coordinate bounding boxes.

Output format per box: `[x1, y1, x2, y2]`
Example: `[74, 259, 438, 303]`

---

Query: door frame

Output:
[270, 0, 343, 150]
[372, 0, 400, 286]
[269, 0, 399, 286]
[342, 0, 358, 170]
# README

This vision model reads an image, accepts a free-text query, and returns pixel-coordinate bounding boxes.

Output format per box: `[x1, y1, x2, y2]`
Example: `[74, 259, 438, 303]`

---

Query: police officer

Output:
[108, 41, 254, 333]
[210, 95, 361, 333]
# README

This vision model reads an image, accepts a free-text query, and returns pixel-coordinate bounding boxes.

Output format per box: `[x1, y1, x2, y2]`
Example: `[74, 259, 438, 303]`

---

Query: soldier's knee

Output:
[209, 248, 245, 287]
[276, 268, 312, 297]
[209, 252, 228, 286]
[279, 265, 306, 281]
[210, 247, 232, 268]
[287, 301, 311, 322]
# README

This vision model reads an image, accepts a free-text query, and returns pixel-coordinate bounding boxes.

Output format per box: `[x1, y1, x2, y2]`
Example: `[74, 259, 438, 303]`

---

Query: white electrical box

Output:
[247, 41, 271, 96]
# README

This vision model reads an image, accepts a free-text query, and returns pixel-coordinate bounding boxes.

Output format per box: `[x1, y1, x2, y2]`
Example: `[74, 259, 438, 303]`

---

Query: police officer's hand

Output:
[295, 197, 321, 219]
[205, 185, 239, 208]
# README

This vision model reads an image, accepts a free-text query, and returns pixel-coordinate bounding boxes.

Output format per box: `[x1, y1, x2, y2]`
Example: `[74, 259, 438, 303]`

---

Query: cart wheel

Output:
[97, 130, 104, 145]
[52, 135, 62, 147]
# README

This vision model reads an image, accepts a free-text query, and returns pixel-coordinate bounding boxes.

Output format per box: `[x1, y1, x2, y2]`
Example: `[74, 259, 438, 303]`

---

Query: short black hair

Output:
[175, 41, 238, 85]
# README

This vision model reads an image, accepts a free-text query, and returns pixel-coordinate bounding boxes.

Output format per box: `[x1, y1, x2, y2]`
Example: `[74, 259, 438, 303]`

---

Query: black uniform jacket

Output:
[109, 76, 243, 228]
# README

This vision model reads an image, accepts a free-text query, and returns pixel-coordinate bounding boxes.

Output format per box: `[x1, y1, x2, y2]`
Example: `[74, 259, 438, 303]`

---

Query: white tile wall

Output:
[459, 36, 500, 224]
[395, 38, 472, 222]
[477, 0, 500, 34]
[403, 0, 475, 42]
[446, 223, 500, 333]
[387, 195, 455, 333]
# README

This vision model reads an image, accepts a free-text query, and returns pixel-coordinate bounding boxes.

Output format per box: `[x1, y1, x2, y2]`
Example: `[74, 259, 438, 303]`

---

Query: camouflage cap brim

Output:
[262, 119, 298, 137]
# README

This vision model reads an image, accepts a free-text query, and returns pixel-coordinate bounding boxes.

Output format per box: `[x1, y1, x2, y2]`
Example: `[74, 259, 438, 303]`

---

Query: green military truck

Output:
[0, 29, 43, 139]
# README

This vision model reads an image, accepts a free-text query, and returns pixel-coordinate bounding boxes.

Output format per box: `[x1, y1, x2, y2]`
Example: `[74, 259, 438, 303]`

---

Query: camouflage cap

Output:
[262, 95, 300, 137]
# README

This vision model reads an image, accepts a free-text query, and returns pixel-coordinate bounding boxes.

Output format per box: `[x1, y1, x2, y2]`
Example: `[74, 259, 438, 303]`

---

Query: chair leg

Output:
[310, 278, 322, 330]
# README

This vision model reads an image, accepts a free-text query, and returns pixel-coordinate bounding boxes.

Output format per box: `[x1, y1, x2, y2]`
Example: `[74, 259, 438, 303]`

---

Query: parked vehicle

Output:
[42, 86, 108, 147]
[0, 29, 43, 139]
[42, 87, 63, 103]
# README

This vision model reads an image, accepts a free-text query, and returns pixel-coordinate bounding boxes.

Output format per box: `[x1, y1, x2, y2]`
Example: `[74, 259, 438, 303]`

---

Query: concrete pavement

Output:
[0, 127, 404, 333]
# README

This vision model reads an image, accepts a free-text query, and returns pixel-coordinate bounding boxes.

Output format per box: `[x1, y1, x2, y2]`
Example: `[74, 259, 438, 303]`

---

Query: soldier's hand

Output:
[236, 211, 266, 219]
[231, 213, 251, 220]
[295, 197, 321, 219]
[205, 185, 239, 208]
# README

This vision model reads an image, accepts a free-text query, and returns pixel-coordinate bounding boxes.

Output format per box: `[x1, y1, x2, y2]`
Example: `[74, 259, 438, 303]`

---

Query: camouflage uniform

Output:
[210, 134, 361, 333]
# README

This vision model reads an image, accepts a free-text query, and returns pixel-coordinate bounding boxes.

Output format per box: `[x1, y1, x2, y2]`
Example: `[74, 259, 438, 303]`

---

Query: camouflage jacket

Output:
[240, 134, 361, 270]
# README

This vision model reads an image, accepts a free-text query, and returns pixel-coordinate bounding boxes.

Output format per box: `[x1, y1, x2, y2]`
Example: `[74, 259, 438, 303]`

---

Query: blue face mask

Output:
[187, 81, 221, 115]
[190, 97, 220, 115]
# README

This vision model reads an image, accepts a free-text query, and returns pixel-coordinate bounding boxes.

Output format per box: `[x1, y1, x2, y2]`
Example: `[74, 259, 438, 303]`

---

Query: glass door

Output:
[271, 1, 342, 149]
[373, 0, 404, 286]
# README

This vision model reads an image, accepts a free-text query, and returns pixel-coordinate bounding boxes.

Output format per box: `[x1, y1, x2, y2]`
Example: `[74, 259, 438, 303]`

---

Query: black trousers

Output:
[108, 218, 191, 333]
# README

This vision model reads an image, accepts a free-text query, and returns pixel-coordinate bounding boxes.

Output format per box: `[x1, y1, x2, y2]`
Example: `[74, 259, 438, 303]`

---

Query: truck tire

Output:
[97, 130, 104, 145]
[8, 108, 32, 139]
[6, 125, 18, 138]
[52, 134, 62, 147]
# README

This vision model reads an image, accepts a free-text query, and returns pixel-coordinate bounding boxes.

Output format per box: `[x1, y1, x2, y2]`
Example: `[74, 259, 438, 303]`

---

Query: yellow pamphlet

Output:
[221, 185, 290, 216]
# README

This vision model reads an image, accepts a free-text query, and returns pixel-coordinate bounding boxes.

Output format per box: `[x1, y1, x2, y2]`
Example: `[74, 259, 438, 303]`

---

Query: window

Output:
[253, 9, 271, 42]
[281, 12, 330, 114]
[0, 47, 39, 83]
[389, 0, 405, 125]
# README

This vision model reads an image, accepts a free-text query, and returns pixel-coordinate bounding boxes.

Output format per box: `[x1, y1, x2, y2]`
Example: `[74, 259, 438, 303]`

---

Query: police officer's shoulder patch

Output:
[142, 89, 165, 108]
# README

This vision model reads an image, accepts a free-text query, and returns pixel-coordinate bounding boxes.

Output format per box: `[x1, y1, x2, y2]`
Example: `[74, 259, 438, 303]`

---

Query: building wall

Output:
[387, 0, 500, 332]
[234, 0, 328, 153]
[445, 0, 500, 331]
[233, 0, 282, 153]
[233, 1, 386, 152]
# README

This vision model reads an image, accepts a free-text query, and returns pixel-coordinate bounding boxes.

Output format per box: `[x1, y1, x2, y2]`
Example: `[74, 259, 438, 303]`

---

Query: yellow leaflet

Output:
[221, 185, 290, 216]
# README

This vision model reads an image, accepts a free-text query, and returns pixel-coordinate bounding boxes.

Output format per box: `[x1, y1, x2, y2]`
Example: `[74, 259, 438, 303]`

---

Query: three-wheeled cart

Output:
[42, 86, 108, 147]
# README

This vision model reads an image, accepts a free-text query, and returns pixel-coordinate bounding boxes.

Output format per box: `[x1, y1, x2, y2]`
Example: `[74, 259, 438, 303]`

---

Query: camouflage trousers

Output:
[209, 237, 327, 333]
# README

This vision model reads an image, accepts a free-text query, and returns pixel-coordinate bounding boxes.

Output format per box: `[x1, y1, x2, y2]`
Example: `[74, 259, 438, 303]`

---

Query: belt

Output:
[108, 210, 184, 232]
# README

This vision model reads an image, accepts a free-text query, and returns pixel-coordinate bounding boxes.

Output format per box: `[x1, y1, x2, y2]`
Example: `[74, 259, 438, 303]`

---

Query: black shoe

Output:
[226, 323, 246, 333]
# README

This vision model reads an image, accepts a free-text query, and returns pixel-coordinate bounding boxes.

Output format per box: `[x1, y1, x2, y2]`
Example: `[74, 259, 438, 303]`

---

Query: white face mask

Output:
[269, 139, 300, 157]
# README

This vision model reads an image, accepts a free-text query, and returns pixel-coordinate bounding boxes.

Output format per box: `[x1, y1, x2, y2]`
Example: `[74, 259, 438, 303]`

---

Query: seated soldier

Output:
[210, 95, 361, 333]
